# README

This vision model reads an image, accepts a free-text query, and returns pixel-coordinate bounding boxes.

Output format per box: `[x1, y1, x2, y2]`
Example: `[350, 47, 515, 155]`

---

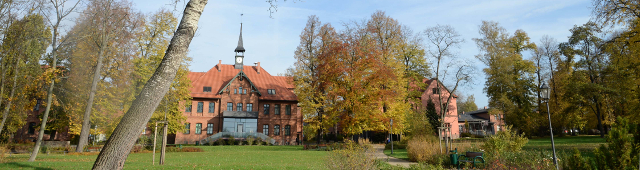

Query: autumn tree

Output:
[457, 94, 478, 115]
[131, 8, 190, 134]
[75, 0, 141, 152]
[288, 15, 337, 142]
[92, 0, 207, 168]
[0, 14, 50, 138]
[27, 0, 80, 161]
[474, 21, 538, 136]
[559, 22, 610, 138]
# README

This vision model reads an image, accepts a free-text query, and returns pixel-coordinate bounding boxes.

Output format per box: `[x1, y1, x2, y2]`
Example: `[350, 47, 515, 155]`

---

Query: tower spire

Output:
[234, 18, 245, 53]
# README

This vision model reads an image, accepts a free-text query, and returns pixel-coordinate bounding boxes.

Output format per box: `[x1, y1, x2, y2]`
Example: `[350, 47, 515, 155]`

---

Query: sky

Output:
[131, 0, 594, 109]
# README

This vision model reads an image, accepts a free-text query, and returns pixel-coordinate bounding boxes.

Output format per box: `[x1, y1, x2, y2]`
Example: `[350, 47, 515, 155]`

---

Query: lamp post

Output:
[540, 82, 558, 170]
[390, 118, 393, 154]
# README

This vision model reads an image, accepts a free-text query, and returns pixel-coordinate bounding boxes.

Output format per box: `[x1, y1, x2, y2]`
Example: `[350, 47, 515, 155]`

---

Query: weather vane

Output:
[241, 13, 243, 23]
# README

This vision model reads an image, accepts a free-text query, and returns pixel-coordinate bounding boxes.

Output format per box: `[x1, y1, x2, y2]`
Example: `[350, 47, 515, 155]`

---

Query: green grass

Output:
[383, 149, 409, 161]
[0, 145, 328, 169]
[524, 135, 606, 158]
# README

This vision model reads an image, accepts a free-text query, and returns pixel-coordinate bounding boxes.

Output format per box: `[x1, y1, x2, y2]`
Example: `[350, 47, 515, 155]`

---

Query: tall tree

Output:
[559, 22, 609, 138]
[28, 0, 80, 161]
[131, 9, 189, 134]
[0, 13, 50, 136]
[287, 15, 336, 143]
[76, 0, 140, 152]
[474, 21, 538, 136]
[92, 0, 207, 168]
[423, 24, 472, 148]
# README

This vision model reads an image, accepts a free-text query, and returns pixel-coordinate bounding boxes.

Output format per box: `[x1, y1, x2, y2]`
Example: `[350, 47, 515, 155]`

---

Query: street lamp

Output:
[540, 82, 558, 170]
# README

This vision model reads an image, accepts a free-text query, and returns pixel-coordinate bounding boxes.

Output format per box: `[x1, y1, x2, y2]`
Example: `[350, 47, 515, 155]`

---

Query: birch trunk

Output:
[92, 1, 207, 169]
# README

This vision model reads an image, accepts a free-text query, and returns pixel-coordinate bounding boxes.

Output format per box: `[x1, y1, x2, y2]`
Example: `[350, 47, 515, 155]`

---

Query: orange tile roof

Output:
[189, 64, 298, 101]
[273, 76, 294, 89]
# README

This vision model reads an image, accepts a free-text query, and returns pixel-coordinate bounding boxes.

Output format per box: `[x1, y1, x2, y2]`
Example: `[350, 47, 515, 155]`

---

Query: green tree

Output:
[473, 21, 538, 136]
[131, 9, 189, 134]
[457, 94, 478, 115]
[559, 22, 609, 138]
[0, 14, 50, 137]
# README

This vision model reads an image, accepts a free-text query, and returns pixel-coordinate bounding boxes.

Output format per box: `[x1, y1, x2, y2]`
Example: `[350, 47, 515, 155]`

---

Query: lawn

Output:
[524, 135, 606, 158]
[383, 149, 409, 161]
[0, 145, 328, 169]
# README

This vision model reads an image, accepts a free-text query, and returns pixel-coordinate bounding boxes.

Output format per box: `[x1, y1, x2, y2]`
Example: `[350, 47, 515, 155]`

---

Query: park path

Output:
[370, 144, 417, 168]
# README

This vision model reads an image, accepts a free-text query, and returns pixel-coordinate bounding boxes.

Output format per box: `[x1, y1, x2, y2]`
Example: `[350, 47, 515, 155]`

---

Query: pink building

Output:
[419, 78, 459, 139]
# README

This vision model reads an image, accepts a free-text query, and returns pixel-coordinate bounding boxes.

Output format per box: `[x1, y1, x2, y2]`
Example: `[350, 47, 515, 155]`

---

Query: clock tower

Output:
[234, 23, 245, 69]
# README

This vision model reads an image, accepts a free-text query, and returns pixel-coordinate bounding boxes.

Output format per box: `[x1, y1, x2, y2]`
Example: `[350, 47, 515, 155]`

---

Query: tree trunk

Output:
[0, 59, 15, 135]
[595, 98, 604, 138]
[92, 1, 207, 169]
[77, 37, 107, 152]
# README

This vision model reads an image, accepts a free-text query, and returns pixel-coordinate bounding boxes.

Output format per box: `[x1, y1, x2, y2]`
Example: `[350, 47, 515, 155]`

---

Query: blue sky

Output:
[133, 0, 593, 109]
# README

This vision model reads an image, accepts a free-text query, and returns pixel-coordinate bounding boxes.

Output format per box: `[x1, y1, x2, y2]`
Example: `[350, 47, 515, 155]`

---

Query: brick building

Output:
[174, 24, 302, 145]
[420, 78, 459, 139]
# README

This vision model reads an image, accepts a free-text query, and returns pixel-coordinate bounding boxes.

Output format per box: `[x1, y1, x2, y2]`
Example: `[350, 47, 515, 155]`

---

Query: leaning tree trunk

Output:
[0, 62, 10, 134]
[76, 37, 107, 153]
[0, 58, 19, 135]
[92, 1, 207, 169]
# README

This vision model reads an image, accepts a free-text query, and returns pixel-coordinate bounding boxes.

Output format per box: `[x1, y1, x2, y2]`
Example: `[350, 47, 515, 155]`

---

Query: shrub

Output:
[593, 116, 639, 170]
[325, 140, 377, 170]
[246, 136, 255, 146]
[131, 145, 143, 153]
[256, 138, 263, 146]
[482, 125, 528, 154]
[561, 148, 593, 170]
[460, 132, 473, 138]
[165, 147, 181, 152]
[384, 139, 407, 150]
[0, 146, 6, 163]
[216, 138, 225, 145]
[484, 149, 556, 170]
[359, 138, 371, 145]
[180, 147, 203, 152]
[228, 136, 235, 145]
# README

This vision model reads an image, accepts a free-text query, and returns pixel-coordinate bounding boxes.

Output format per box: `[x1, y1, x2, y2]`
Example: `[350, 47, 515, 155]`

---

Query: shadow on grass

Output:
[2, 162, 54, 170]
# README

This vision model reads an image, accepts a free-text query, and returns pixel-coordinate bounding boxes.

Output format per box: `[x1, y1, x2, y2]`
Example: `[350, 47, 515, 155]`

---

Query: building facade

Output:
[420, 78, 459, 139]
[458, 107, 504, 136]
[174, 24, 302, 145]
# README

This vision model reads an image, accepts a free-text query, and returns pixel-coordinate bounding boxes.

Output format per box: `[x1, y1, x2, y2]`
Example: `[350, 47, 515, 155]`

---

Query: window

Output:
[197, 102, 203, 113]
[237, 103, 243, 111]
[185, 104, 192, 112]
[239, 87, 243, 94]
[227, 103, 233, 111]
[196, 123, 202, 134]
[247, 103, 253, 112]
[28, 122, 36, 134]
[274, 104, 280, 115]
[274, 125, 280, 135]
[34, 100, 41, 111]
[207, 123, 213, 134]
[234, 89, 237, 94]
[285, 125, 291, 136]
[243, 89, 246, 94]
[263, 104, 270, 114]
[209, 102, 215, 113]
[203, 86, 212, 92]
[263, 124, 269, 135]
[268, 89, 276, 95]
[285, 105, 291, 115]
[432, 88, 440, 94]
[184, 123, 190, 134]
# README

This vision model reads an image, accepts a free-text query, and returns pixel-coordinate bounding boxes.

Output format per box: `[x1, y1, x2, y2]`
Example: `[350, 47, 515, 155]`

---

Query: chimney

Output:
[218, 60, 222, 72]
[257, 62, 261, 74]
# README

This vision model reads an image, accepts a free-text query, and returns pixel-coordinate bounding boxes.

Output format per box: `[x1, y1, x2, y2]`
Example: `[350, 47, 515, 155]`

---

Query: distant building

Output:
[419, 78, 459, 139]
[173, 24, 302, 145]
[458, 107, 504, 136]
